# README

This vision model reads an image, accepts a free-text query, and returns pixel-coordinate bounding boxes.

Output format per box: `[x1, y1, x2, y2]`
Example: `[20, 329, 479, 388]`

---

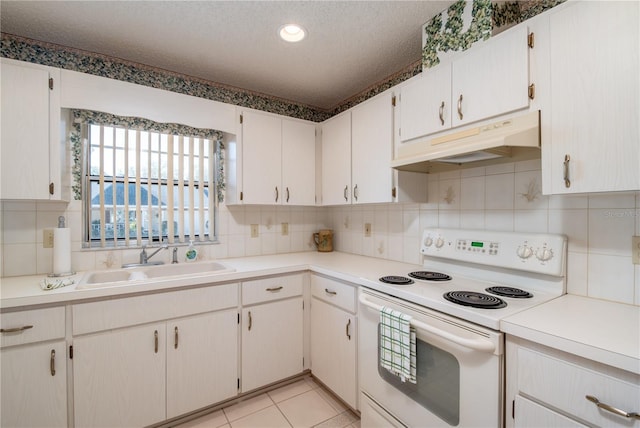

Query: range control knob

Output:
[435, 237, 445, 248]
[516, 245, 533, 259]
[536, 247, 554, 262]
[424, 237, 434, 247]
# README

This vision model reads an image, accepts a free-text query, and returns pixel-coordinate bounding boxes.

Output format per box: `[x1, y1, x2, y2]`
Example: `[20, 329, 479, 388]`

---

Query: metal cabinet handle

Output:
[248, 311, 252, 331]
[275, 186, 279, 203]
[266, 286, 283, 292]
[343, 185, 348, 202]
[586, 395, 640, 420]
[0, 325, 33, 333]
[325, 288, 337, 296]
[353, 184, 359, 202]
[154, 330, 159, 353]
[50, 349, 56, 376]
[286, 187, 290, 203]
[346, 319, 351, 340]
[457, 94, 464, 120]
[563, 154, 571, 188]
[439, 101, 445, 125]
[174, 326, 179, 349]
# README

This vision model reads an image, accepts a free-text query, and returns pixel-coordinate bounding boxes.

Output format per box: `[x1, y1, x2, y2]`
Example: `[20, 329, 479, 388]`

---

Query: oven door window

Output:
[378, 324, 460, 426]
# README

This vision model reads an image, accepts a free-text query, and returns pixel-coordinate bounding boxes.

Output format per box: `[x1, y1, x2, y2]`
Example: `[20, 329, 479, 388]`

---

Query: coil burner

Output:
[408, 271, 452, 281]
[485, 286, 533, 299]
[379, 276, 415, 286]
[443, 291, 507, 309]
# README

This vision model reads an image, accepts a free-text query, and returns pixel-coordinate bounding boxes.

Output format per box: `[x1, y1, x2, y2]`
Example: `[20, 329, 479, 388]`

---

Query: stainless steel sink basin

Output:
[77, 261, 235, 289]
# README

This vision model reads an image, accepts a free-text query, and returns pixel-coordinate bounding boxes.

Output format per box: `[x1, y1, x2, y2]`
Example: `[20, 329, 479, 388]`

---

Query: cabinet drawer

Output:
[242, 273, 304, 306]
[73, 283, 238, 335]
[1, 307, 65, 348]
[311, 275, 356, 313]
[517, 348, 640, 427]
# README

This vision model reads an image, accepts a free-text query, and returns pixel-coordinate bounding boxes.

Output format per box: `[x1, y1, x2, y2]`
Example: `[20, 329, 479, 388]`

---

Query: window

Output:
[78, 111, 222, 247]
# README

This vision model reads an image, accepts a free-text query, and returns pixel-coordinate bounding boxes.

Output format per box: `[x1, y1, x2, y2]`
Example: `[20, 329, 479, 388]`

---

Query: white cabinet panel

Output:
[1, 341, 67, 427]
[0, 306, 65, 348]
[166, 310, 238, 418]
[514, 396, 586, 428]
[73, 323, 167, 427]
[282, 119, 316, 205]
[546, 1, 640, 193]
[351, 92, 394, 204]
[241, 110, 283, 204]
[321, 111, 352, 205]
[241, 297, 303, 392]
[1, 59, 63, 200]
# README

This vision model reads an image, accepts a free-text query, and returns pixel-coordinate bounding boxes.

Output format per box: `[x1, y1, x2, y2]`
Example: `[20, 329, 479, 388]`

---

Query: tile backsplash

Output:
[1, 159, 639, 306]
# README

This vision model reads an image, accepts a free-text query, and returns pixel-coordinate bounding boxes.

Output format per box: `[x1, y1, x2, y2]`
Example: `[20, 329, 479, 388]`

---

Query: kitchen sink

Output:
[77, 261, 235, 289]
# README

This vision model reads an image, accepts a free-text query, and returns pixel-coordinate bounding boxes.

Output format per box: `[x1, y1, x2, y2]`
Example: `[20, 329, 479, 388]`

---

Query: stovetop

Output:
[359, 228, 568, 330]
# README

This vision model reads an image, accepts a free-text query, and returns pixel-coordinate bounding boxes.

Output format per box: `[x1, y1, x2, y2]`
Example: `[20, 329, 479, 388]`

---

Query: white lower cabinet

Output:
[240, 274, 305, 392]
[1, 340, 67, 427]
[73, 323, 167, 427]
[310, 275, 357, 409]
[166, 310, 239, 419]
[506, 337, 640, 428]
[72, 284, 240, 426]
[0, 306, 67, 428]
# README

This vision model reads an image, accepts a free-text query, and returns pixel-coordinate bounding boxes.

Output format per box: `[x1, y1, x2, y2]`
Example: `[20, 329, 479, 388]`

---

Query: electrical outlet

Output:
[281, 222, 289, 236]
[250, 224, 259, 238]
[633, 236, 640, 264]
[364, 223, 372, 237]
[43, 229, 54, 248]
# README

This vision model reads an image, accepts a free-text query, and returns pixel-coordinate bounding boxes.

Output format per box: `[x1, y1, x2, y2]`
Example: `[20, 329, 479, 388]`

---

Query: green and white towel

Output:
[379, 306, 417, 384]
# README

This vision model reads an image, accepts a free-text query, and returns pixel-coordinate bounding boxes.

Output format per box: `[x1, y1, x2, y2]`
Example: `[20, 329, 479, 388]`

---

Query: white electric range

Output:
[357, 228, 567, 428]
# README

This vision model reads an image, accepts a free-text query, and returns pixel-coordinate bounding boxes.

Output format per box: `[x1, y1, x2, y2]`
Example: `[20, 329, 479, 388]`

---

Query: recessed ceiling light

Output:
[279, 24, 306, 42]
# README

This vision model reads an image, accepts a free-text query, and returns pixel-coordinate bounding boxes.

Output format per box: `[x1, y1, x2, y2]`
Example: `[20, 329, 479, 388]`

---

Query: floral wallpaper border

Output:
[0, 0, 563, 122]
[422, 0, 566, 69]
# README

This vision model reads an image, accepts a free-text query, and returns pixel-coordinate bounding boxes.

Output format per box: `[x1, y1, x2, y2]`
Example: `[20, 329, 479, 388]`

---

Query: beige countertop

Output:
[2, 251, 638, 374]
[501, 294, 640, 375]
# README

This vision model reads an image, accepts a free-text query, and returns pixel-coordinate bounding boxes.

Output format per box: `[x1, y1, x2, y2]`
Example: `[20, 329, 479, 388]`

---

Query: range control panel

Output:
[421, 228, 567, 276]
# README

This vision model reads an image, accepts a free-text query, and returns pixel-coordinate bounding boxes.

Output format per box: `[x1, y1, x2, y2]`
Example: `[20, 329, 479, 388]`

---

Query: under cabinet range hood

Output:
[392, 111, 541, 173]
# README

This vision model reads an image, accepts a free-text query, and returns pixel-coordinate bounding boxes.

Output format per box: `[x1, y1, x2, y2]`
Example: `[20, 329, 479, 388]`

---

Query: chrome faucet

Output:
[139, 243, 168, 265]
[172, 247, 178, 264]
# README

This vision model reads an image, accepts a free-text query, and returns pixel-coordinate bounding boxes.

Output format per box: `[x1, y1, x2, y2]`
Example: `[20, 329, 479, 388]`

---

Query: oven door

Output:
[359, 288, 504, 427]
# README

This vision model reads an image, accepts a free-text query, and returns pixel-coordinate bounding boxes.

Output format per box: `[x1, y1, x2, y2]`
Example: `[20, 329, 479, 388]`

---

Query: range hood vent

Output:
[392, 111, 540, 173]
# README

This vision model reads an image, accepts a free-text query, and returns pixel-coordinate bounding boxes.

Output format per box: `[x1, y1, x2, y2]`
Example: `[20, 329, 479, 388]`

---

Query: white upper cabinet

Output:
[282, 119, 317, 205]
[398, 25, 531, 144]
[351, 91, 394, 204]
[399, 64, 452, 141]
[239, 110, 316, 205]
[452, 25, 530, 127]
[543, 1, 640, 194]
[321, 111, 352, 205]
[1, 58, 65, 201]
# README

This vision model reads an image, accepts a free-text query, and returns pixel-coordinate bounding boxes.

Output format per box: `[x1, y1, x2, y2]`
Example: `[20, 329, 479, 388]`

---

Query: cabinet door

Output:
[0, 61, 52, 200]
[452, 26, 530, 127]
[1, 341, 67, 427]
[282, 119, 316, 205]
[321, 111, 352, 205]
[310, 298, 357, 409]
[241, 110, 282, 204]
[399, 64, 452, 141]
[351, 92, 394, 204]
[73, 323, 166, 427]
[547, 1, 639, 194]
[241, 297, 303, 392]
[166, 310, 238, 419]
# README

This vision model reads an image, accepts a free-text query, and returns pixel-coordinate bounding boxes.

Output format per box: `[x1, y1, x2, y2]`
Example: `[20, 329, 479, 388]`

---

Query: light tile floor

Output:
[174, 376, 360, 428]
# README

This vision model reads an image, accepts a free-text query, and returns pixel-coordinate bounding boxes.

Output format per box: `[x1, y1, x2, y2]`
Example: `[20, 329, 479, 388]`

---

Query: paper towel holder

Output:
[47, 216, 76, 278]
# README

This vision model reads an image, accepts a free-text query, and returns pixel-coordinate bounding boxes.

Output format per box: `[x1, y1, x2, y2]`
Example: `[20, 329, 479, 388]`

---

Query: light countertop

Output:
[501, 294, 640, 375]
[2, 251, 638, 374]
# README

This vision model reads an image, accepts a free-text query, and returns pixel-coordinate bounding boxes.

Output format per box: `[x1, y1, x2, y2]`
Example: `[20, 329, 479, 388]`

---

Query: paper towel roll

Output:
[53, 228, 71, 275]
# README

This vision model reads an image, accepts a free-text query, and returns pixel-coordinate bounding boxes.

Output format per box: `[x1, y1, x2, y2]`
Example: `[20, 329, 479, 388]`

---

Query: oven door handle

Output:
[359, 293, 496, 354]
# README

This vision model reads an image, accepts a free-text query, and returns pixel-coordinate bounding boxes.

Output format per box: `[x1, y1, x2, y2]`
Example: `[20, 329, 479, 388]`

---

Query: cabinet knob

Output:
[457, 94, 464, 120]
[343, 185, 348, 202]
[439, 101, 445, 126]
[275, 186, 279, 203]
[586, 395, 640, 420]
[563, 154, 571, 188]
[50, 349, 56, 376]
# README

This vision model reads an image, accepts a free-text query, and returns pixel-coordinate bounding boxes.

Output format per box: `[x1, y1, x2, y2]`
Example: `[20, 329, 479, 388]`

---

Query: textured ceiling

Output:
[0, 1, 454, 110]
